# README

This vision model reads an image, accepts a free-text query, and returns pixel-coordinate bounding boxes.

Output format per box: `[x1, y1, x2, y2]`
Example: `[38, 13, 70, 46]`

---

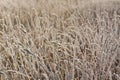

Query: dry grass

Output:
[0, 0, 120, 80]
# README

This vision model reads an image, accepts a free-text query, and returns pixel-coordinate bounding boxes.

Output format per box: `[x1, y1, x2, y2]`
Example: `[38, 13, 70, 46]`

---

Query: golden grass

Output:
[0, 0, 120, 80]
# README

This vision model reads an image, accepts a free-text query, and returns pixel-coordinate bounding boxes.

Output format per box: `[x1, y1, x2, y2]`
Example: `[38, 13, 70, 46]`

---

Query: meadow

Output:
[0, 0, 120, 80]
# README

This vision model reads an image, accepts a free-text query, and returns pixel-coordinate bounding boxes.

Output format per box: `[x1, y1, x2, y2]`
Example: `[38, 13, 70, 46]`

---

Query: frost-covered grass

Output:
[0, 0, 119, 80]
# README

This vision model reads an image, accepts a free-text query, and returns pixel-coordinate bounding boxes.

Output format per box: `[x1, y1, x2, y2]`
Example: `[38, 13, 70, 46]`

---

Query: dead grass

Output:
[0, 0, 120, 80]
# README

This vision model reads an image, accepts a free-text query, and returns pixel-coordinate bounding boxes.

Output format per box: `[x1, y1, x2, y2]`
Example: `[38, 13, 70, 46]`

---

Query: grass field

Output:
[0, 0, 120, 80]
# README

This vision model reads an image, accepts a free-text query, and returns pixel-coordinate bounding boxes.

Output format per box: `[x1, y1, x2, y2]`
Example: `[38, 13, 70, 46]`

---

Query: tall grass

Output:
[0, 0, 120, 80]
